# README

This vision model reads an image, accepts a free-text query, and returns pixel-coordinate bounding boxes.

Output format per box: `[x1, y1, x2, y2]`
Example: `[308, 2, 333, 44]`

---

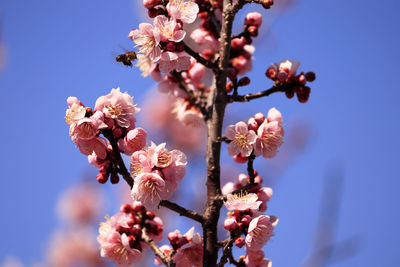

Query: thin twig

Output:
[183, 42, 217, 69]
[218, 232, 241, 267]
[102, 129, 134, 188]
[142, 231, 175, 267]
[171, 71, 210, 119]
[228, 84, 290, 103]
[159, 200, 204, 224]
[247, 152, 256, 184]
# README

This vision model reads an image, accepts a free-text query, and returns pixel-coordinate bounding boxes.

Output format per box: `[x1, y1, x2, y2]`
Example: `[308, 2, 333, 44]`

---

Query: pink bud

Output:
[166, 41, 176, 52]
[277, 71, 288, 82]
[96, 173, 108, 184]
[231, 37, 245, 50]
[110, 172, 119, 184]
[298, 74, 307, 85]
[143, 0, 161, 9]
[245, 12, 263, 28]
[253, 113, 265, 125]
[238, 173, 249, 185]
[224, 217, 239, 231]
[265, 67, 277, 79]
[112, 127, 123, 138]
[132, 202, 146, 213]
[120, 204, 133, 213]
[233, 154, 248, 164]
[248, 117, 258, 131]
[241, 215, 252, 225]
[235, 237, 246, 248]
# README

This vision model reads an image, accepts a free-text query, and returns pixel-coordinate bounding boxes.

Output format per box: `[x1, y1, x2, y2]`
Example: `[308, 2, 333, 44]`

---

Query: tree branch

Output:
[102, 129, 134, 188]
[247, 152, 256, 184]
[159, 200, 204, 224]
[142, 231, 175, 267]
[171, 71, 210, 120]
[228, 84, 290, 103]
[183, 42, 217, 69]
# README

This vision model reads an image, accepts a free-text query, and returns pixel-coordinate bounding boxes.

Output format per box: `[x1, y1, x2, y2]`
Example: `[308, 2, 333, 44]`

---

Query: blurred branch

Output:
[183, 42, 217, 69]
[228, 84, 290, 103]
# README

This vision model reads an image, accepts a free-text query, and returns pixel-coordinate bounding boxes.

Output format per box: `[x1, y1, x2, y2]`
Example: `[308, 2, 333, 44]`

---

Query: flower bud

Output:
[120, 204, 133, 213]
[248, 117, 258, 131]
[113, 127, 123, 138]
[265, 66, 277, 79]
[166, 41, 176, 52]
[233, 153, 248, 164]
[296, 86, 311, 103]
[231, 37, 245, 50]
[224, 217, 239, 231]
[261, 0, 274, 9]
[305, 72, 316, 82]
[245, 12, 262, 28]
[110, 172, 120, 184]
[238, 76, 250, 87]
[96, 173, 108, 184]
[226, 81, 234, 93]
[253, 112, 265, 125]
[235, 237, 246, 248]
[241, 215, 252, 225]
[247, 26, 258, 37]
[298, 74, 307, 86]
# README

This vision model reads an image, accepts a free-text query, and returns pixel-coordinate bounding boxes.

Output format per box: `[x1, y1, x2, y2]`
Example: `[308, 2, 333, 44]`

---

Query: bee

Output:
[115, 51, 137, 67]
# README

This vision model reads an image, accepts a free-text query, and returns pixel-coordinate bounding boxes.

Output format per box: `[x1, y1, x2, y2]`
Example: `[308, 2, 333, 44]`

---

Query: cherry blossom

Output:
[153, 15, 186, 42]
[166, 0, 199, 24]
[131, 172, 166, 210]
[225, 121, 257, 157]
[245, 215, 278, 251]
[224, 193, 262, 211]
[130, 23, 162, 61]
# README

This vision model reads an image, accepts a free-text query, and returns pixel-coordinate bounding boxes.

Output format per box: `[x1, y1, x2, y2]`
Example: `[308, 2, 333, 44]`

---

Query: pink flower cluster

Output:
[130, 0, 199, 74]
[65, 88, 147, 184]
[222, 173, 277, 265]
[225, 107, 284, 162]
[222, 173, 273, 212]
[130, 142, 187, 210]
[97, 202, 163, 267]
[154, 227, 203, 267]
[266, 59, 316, 103]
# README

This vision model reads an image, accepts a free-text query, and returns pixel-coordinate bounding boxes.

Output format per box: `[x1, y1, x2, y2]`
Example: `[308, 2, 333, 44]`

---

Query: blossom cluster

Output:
[225, 107, 284, 162]
[130, 141, 187, 210]
[154, 227, 203, 267]
[97, 202, 164, 267]
[222, 173, 277, 266]
[65, 88, 144, 184]
[266, 59, 316, 103]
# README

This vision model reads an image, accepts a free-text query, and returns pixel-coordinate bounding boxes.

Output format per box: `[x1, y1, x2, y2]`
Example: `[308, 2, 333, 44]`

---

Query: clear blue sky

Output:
[0, 0, 399, 266]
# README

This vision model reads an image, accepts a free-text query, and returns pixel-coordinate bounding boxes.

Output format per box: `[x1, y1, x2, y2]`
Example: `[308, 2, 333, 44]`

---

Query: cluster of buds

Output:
[65, 88, 147, 185]
[222, 173, 273, 212]
[266, 59, 316, 103]
[97, 202, 163, 267]
[130, 142, 187, 211]
[154, 227, 203, 266]
[225, 107, 284, 162]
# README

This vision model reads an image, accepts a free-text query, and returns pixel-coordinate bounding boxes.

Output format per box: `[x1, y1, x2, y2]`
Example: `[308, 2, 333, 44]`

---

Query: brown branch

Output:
[159, 200, 204, 224]
[142, 231, 175, 267]
[102, 129, 134, 188]
[247, 152, 256, 184]
[228, 84, 289, 103]
[171, 71, 210, 119]
[218, 232, 241, 267]
[183, 42, 217, 69]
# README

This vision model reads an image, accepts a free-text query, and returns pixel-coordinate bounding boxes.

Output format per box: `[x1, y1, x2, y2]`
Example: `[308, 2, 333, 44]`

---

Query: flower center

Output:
[106, 104, 123, 117]
[157, 151, 172, 167]
[234, 133, 248, 148]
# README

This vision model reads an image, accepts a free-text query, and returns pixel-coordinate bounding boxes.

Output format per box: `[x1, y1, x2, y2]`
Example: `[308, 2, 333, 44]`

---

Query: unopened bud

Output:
[233, 153, 248, 163]
[113, 127, 123, 138]
[227, 68, 238, 81]
[226, 81, 234, 93]
[235, 237, 246, 248]
[248, 117, 258, 131]
[285, 88, 295, 99]
[305, 72, 316, 82]
[85, 107, 93, 117]
[96, 173, 108, 184]
[231, 37, 245, 50]
[296, 86, 311, 103]
[261, 0, 274, 9]
[238, 77, 250, 86]
[265, 67, 277, 79]
[110, 172, 120, 184]
[298, 74, 307, 86]
[254, 112, 265, 125]
[120, 204, 133, 213]
[146, 211, 155, 220]
[165, 41, 176, 52]
[247, 26, 258, 37]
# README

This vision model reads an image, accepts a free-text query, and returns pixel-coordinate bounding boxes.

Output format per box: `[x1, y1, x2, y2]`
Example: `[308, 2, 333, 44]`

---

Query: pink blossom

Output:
[153, 15, 186, 42]
[188, 62, 206, 84]
[257, 187, 273, 212]
[94, 88, 140, 128]
[166, 0, 199, 24]
[190, 28, 220, 50]
[48, 229, 105, 267]
[162, 149, 187, 182]
[224, 217, 239, 231]
[135, 54, 160, 79]
[173, 98, 204, 126]
[75, 136, 108, 159]
[57, 182, 104, 225]
[131, 172, 166, 210]
[269, 59, 300, 82]
[254, 108, 284, 158]
[159, 51, 191, 73]
[245, 250, 272, 267]
[97, 226, 142, 267]
[120, 128, 147, 154]
[65, 97, 86, 125]
[174, 230, 203, 267]
[245, 12, 263, 27]
[158, 76, 186, 97]
[130, 150, 152, 176]
[245, 215, 278, 251]
[225, 121, 257, 157]
[69, 111, 107, 140]
[224, 193, 262, 211]
[130, 23, 162, 61]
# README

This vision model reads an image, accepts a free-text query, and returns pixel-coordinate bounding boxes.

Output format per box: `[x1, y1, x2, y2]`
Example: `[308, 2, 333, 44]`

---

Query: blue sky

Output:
[0, 0, 399, 266]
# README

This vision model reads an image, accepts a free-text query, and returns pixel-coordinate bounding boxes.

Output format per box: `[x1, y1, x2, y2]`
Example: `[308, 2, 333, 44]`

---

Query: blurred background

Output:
[0, 0, 399, 266]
